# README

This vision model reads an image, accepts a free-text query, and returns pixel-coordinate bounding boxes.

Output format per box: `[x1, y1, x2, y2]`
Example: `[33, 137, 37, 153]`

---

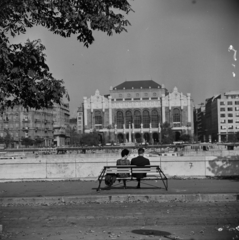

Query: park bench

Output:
[96, 165, 168, 191]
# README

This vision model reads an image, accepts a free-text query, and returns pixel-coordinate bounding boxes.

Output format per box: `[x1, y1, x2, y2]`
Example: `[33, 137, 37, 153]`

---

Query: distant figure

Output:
[131, 148, 150, 189]
[116, 149, 131, 189]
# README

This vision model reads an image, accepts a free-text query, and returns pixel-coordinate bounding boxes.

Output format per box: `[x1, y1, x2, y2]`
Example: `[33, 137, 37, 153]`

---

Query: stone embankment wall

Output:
[0, 153, 238, 182]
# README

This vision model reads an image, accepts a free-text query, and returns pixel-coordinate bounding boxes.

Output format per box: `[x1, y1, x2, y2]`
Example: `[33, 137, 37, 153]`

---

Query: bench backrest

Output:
[105, 165, 159, 174]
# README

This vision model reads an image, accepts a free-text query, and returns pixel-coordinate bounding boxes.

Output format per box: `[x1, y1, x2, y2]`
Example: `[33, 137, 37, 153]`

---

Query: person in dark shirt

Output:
[131, 148, 150, 188]
[116, 149, 131, 189]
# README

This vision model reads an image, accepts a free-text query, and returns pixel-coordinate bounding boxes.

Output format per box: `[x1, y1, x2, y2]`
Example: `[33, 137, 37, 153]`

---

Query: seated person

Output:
[116, 149, 131, 189]
[131, 148, 150, 189]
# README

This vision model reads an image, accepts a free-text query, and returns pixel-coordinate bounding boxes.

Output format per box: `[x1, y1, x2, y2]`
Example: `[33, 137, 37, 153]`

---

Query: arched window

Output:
[117, 111, 124, 129]
[95, 111, 102, 124]
[143, 110, 150, 128]
[151, 110, 159, 128]
[125, 111, 132, 129]
[173, 108, 180, 122]
[134, 110, 141, 128]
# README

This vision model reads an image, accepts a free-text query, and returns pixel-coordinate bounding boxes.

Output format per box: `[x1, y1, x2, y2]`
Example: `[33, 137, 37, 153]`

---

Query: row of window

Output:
[220, 119, 239, 123]
[0, 132, 53, 138]
[220, 126, 239, 130]
[220, 113, 239, 117]
[94, 109, 182, 128]
[118, 92, 158, 98]
[220, 107, 239, 111]
[115, 109, 181, 128]
[220, 101, 239, 105]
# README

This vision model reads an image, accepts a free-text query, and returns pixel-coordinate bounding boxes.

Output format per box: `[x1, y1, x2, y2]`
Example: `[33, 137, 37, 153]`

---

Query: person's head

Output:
[121, 149, 130, 158]
[138, 148, 145, 156]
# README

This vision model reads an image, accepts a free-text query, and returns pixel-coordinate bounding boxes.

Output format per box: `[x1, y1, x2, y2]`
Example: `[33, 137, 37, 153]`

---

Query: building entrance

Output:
[143, 132, 150, 143]
[153, 132, 159, 143]
[135, 133, 141, 143]
[175, 131, 181, 141]
[117, 133, 124, 143]
[98, 134, 103, 145]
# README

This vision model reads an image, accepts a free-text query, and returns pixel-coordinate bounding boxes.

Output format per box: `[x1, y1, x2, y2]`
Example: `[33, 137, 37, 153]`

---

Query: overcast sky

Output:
[11, 0, 239, 117]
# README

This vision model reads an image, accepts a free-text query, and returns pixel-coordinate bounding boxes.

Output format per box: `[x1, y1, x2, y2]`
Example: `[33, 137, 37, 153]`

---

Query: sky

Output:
[11, 0, 239, 117]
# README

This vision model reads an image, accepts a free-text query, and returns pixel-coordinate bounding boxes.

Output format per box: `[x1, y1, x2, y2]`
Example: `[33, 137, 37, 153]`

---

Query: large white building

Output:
[80, 80, 194, 144]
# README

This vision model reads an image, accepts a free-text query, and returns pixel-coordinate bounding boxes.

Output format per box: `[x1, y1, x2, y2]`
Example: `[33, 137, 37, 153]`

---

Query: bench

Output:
[96, 165, 168, 191]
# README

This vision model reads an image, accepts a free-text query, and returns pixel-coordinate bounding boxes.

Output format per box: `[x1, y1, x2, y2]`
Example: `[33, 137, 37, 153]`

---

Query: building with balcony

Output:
[194, 103, 206, 142]
[80, 80, 194, 144]
[77, 107, 84, 134]
[0, 105, 54, 147]
[53, 103, 70, 146]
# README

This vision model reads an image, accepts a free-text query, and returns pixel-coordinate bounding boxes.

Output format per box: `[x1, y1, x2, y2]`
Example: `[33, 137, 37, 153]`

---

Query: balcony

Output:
[22, 127, 29, 131]
[173, 123, 181, 128]
[22, 118, 29, 123]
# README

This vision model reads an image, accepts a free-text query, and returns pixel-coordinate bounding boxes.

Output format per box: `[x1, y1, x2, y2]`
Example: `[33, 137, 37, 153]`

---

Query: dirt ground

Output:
[1, 201, 239, 240]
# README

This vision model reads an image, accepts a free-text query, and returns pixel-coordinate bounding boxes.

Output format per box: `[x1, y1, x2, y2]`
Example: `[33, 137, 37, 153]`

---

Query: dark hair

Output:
[121, 149, 130, 157]
[138, 148, 145, 155]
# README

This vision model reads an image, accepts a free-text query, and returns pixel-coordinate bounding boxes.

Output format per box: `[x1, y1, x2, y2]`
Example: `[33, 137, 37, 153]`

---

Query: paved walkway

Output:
[0, 179, 239, 205]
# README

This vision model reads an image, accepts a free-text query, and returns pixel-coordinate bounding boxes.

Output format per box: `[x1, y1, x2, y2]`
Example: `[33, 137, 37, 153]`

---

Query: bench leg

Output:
[96, 179, 103, 191]
[158, 169, 168, 191]
[96, 169, 106, 191]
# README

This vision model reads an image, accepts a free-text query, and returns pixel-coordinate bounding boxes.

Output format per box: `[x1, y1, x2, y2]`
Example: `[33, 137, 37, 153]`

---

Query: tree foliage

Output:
[69, 128, 81, 146]
[161, 122, 174, 144]
[0, 0, 132, 110]
[80, 132, 100, 146]
[0, 131, 14, 147]
[180, 134, 191, 143]
[21, 137, 35, 147]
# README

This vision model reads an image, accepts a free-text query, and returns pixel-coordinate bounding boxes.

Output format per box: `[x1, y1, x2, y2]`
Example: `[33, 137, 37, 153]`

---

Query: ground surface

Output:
[0, 202, 239, 240]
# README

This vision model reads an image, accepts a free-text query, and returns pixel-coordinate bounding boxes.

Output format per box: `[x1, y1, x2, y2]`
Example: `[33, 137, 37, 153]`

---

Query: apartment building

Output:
[0, 103, 71, 148]
[194, 90, 239, 142]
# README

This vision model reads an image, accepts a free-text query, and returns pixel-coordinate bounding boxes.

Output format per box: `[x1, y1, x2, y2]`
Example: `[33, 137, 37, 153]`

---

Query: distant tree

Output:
[0, 0, 132, 111]
[80, 132, 100, 146]
[21, 137, 34, 147]
[161, 122, 174, 144]
[34, 137, 45, 147]
[180, 134, 191, 143]
[70, 128, 81, 146]
[2, 131, 14, 148]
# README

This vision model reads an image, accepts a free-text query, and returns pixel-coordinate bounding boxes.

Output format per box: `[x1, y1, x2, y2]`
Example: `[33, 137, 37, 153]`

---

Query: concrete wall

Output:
[0, 154, 238, 182]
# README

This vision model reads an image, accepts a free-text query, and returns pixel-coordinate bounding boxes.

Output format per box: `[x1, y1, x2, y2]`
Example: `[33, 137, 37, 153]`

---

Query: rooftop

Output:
[112, 80, 162, 90]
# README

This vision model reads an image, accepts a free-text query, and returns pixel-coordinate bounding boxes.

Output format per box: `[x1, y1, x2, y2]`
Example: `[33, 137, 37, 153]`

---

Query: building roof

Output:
[113, 80, 162, 90]
[224, 90, 239, 95]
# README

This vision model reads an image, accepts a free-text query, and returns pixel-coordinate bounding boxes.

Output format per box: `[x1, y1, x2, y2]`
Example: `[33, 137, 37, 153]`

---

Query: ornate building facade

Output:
[81, 80, 194, 144]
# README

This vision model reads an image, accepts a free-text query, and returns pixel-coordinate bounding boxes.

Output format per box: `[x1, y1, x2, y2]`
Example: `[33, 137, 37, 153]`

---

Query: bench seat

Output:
[96, 165, 168, 191]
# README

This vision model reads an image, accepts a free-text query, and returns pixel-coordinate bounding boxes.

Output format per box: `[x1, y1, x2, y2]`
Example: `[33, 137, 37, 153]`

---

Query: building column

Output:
[158, 123, 162, 143]
[90, 96, 93, 129]
[123, 124, 126, 143]
[114, 124, 118, 143]
[140, 123, 144, 143]
[149, 123, 153, 144]
[129, 123, 132, 143]
[162, 94, 165, 123]
[108, 96, 112, 125]
[180, 93, 183, 126]
[218, 134, 221, 143]
[132, 123, 135, 143]
[187, 93, 191, 123]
